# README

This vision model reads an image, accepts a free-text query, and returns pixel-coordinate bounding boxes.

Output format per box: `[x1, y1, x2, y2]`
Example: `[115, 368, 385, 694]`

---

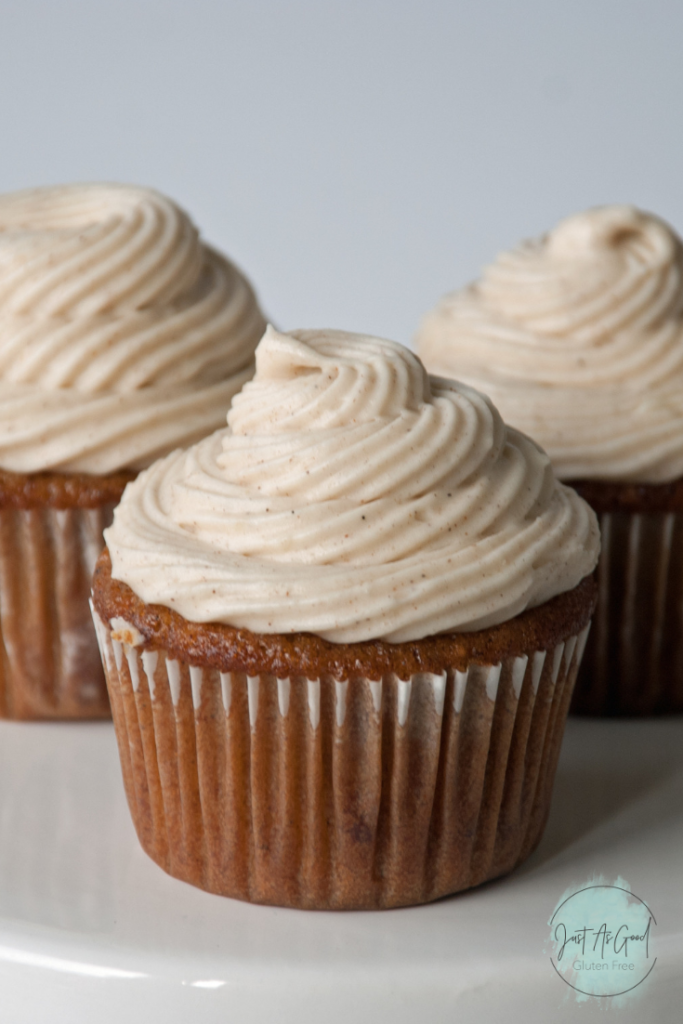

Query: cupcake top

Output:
[0, 183, 266, 473]
[105, 327, 599, 643]
[417, 205, 683, 483]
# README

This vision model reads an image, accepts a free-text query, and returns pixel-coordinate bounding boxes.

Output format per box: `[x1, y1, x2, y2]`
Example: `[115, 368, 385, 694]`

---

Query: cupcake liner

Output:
[0, 505, 115, 719]
[93, 611, 590, 910]
[572, 509, 683, 715]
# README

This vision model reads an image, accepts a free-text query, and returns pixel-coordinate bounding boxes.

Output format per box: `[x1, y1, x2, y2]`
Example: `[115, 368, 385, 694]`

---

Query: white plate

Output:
[0, 717, 680, 1023]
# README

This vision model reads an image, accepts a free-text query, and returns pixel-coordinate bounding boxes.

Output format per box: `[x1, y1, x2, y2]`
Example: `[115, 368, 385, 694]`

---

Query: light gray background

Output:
[1, 0, 682, 345]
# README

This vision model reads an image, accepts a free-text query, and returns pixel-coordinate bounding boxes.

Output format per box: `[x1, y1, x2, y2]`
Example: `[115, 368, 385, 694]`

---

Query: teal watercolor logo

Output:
[548, 878, 656, 1002]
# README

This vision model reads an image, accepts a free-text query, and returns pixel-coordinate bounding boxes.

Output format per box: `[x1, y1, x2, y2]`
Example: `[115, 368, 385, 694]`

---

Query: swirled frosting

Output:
[105, 327, 599, 642]
[0, 183, 266, 472]
[417, 205, 683, 482]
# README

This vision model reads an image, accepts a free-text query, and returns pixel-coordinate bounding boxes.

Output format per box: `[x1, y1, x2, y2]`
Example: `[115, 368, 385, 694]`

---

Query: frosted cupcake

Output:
[92, 327, 599, 909]
[0, 183, 266, 719]
[417, 205, 683, 714]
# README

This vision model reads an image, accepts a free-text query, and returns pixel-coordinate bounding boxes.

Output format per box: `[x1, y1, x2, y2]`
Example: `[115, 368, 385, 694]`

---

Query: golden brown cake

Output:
[0, 183, 266, 719]
[92, 328, 600, 908]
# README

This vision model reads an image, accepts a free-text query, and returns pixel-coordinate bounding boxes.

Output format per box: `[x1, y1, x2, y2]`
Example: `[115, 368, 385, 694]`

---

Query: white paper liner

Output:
[0, 505, 114, 719]
[93, 612, 590, 910]
[572, 509, 683, 714]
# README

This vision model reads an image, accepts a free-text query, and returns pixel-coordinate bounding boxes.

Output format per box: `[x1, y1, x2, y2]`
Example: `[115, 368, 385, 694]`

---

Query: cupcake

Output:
[0, 183, 266, 719]
[417, 205, 683, 715]
[91, 327, 599, 909]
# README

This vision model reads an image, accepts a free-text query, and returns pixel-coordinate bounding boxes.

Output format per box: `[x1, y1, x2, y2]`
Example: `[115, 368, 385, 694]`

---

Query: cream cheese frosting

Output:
[417, 205, 683, 483]
[105, 327, 599, 642]
[0, 183, 266, 473]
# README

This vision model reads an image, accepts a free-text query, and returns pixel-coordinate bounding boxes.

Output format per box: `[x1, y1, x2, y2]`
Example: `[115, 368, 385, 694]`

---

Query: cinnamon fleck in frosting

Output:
[0, 183, 266, 473]
[105, 327, 599, 642]
[418, 205, 683, 483]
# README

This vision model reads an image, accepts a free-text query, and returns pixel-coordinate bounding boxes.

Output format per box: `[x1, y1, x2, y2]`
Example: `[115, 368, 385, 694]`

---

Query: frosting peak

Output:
[0, 183, 266, 471]
[478, 205, 683, 343]
[228, 327, 430, 435]
[0, 184, 202, 318]
[417, 205, 683, 482]
[106, 328, 599, 643]
[547, 205, 675, 260]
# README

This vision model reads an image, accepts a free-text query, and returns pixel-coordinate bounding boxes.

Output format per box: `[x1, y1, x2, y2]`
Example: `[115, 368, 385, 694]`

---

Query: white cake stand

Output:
[0, 716, 680, 1023]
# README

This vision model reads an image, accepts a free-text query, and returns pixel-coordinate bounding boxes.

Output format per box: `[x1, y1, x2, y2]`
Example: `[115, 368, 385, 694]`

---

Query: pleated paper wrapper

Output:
[0, 506, 114, 720]
[572, 509, 683, 715]
[93, 609, 590, 910]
